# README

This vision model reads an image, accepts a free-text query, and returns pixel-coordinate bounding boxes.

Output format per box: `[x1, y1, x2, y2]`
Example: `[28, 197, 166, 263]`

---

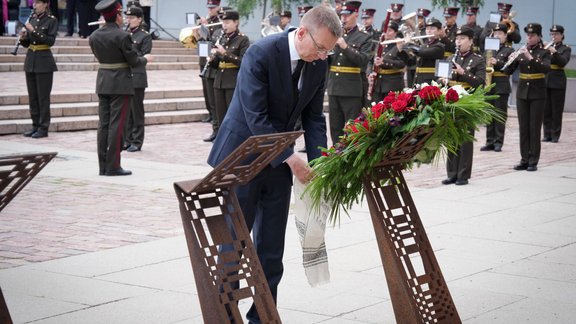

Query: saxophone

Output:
[485, 50, 494, 86]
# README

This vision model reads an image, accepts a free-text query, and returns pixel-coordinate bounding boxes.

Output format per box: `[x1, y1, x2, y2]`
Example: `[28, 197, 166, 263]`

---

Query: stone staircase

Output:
[0, 36, 208, 135]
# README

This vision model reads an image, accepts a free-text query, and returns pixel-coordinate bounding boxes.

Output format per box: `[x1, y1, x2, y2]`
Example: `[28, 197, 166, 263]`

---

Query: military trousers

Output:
[485, 94, 509, 147]
[446, 129, 475, 181]
[543, 88, 566, 141]
[328, 95, 363, 145]
[124, 88, 146, 149]
[201, 75, 217, 131]
[25, 71, 53, 133]
[214, 87, 235, 133]
[516, 98, 545, 166]
[97, 94, 131, 174]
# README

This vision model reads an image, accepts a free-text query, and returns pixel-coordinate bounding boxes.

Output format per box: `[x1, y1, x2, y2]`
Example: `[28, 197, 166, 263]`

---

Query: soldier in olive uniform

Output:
[198, 0, 223, 142]
[360, 8, 379, 107]
[440, 7, 458, 58]
[404, 8, 431, 88]
[369, 21, 408, 103]
[89, 0, 151, 176]
[327, 1, 372, 145]
[210, 10, 250, 129]
[20, 0, 58, 138]
[479, 2, 521, 51]
[123, 6, 152, 152]
[543, 25, 571, 143]
[464, 6, 482, 53]
[503, 23, 551, 172]
[412, 18, 445, 86]
[441, 26, 486, 186]
[480, 23, 515, 153]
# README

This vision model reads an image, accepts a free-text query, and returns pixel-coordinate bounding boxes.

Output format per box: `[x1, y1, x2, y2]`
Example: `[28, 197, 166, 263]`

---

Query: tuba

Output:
[261, 13, 283, 37]
[179, 23, 220, 48]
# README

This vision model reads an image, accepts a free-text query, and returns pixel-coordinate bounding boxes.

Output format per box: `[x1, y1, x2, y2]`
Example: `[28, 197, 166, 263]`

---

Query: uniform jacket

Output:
[480, 20, 521, 51]
[466, 23, 483, 52]
[374, 44, 408, 94]
[199, 15, 223, 79]
[448, 50, 486, 89]
[327, 26, 372, 97]
[503, 43, 551, 100]
[490, 43, 515, 94]
[208, 29, 328, 168]
[444, 23, 457, 55]
[546, 42, 571, 89]
[129, 26, 152, 89]
[89, 22, 148, 95]
[212, 31, 250, 89]
[20, 12, 58, 73]
[413, 38, 445, 85]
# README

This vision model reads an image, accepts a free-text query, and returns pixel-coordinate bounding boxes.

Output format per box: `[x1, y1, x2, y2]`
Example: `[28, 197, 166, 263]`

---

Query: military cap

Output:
[126, 0, 142, 8]
[280, 10, 292, 18]
[218, 6, 232, 18]
[425, 18, 442, 29]
[340, 1, 362, 15]
[388, 21, 399, 32]
[390, 3, 403, 12]
[220, 10, 239, 20]
[550, 25, 564, 33]
[456, 25, 474, 38]
[206, 0, 221, 8]
[417, 8, 431, 18]
[492, 23, 508, 34]
[443, 7, 459, 17]
[361, 8, 376, 19]
[95, 0, 122, 21]
[125, 6, 143, 17]
[298, 6, 313, 17]
[465, 6, 479, 16]
[497, 2, 512, 13]
[524, 23, 542, 36]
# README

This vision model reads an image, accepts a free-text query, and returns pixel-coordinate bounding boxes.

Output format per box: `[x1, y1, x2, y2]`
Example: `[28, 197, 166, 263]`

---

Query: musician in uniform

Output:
[298, 5, 313, 18]
[442, 25, 486, 186]
[360, 8, 378, 40]
[480, 23, 515, 153]
[543, 25, 571, 143]
[327, 0, 372, 145]
[479, 2, 521, 51]
[502, 23, 551, 172]
[369, 21, 408, 103]
[198, 0, 223, 142]
[412, 18, 445, 86]
[279, 10, 293, 30]
[210, 10, 250, 131]
[123, 5, 152, 152]
[405, 8, 431, 88]
[20, 0, 58, 139]
[464, 6, 482, 53]
[389, 3, 403, 26]
[440, 7, 458, 58]
[89, 0, 151, 176]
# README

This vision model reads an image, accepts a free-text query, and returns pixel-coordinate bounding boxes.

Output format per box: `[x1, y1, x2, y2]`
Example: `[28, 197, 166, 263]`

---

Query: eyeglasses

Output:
[308, 31, 330, 56]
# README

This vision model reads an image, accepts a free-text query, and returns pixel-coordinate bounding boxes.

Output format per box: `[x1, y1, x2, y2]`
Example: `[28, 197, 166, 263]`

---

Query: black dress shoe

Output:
[455, 179, 469, 186]
[441, 178, 457, 185]
[23, 129, 37, 137]
[99, 170, 105, 176]
[126, 145, 141, 152]
[201, 116, 212, 123]
[542, 137, 552, 142]
[513, 164, 528, 171]
[203, 132, 217, 142]
[105, 168, 132, 176]
[31, 130, 48, 138]
[480, 144, 494, 151]
[551, 138, 559, 143]
[298, 147, 307, 153]
[493, 145, 502, 152]
[526, 165, 538, 172]
[122, 143, 130, 150]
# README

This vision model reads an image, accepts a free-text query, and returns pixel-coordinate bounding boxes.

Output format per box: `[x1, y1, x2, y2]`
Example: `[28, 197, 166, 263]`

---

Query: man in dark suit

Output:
[207, 6, 342, 323]
[89, 0, 151, 176]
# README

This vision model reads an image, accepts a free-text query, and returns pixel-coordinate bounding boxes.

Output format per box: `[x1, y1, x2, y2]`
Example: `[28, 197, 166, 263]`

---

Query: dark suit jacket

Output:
[208, 29, 328, 168]
[21, 12, 58, 73]
[89, 22, 147, 95]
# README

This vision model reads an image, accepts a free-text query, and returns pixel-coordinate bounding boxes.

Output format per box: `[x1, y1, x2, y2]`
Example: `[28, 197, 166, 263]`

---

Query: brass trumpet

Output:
[179, 22, 222, 49]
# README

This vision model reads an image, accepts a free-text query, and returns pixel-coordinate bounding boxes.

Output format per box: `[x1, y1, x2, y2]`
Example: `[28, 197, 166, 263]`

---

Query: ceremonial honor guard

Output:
[327, 0, 372, 145]
[89, 0, 151, 176]
[370, 21, 408, 103]
[464, 6, 482, 52]
[413, 18, 445, 86]
[20, 0, 58, 138]
[503, 23, 551, 172]
[442, 26, 486, 186]
[543, 25, 571, 143]
[123, 5, 152, 152]
[198, 0, 223, 142]
[441, 7, 459, 58]
[480, 23, 515, 152]
[210, 10, 249, 130]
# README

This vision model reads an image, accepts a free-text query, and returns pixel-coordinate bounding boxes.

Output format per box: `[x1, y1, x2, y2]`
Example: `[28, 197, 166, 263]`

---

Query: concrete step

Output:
[0, 88, 204, 105]
[0, 36, 189, 49]
[0, 53, 198, 63]
[0, 61, 198, 72]
[0, 109, 208, 135]
[0, 45, 198, 55]
[0, 97, 206, 120]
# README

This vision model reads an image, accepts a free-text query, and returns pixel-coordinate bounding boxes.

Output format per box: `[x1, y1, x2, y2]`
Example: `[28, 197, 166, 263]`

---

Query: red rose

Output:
[391, 100, 408, 113]
[445, 88, 459, 103]
[371, 102, 386, 118]
[419, 86, 442, 103]
[362, 119, 369, 131]
[382, 91, 397, 108]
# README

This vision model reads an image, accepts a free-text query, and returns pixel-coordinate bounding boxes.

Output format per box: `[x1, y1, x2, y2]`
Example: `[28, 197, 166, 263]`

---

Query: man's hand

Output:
[144, 54, 154, 62]
[336, 37, 348, 50]
[286, 154, 313, 184]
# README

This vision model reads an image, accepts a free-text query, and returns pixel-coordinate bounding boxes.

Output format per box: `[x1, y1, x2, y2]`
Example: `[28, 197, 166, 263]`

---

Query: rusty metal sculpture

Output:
[0, 152, 57, 324]
[174, 131, 302, 323]
[363, 127, 461, 323]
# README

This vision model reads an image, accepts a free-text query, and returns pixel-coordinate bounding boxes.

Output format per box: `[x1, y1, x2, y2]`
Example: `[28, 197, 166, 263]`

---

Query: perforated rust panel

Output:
[0, 152, 57, 213]
[174, 131, 302, 323]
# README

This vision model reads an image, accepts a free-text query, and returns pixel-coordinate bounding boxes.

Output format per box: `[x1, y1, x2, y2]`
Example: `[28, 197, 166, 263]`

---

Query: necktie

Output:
[292, 60, 304, 101]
